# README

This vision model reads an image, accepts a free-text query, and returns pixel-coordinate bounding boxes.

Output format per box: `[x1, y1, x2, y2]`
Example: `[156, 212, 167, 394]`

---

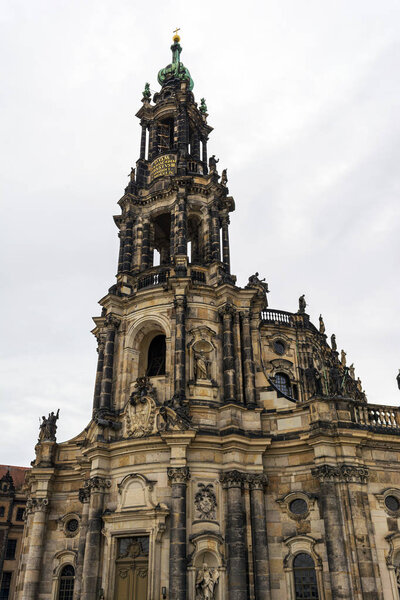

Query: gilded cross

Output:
[173, 27, 180, 37]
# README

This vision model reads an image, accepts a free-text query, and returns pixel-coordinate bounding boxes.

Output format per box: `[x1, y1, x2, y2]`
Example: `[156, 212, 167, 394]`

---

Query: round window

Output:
[274, 340, 285, 355]
[289, 498, 308, 515]
[66, 518, 79, 533]
[385, 495, 400, 512]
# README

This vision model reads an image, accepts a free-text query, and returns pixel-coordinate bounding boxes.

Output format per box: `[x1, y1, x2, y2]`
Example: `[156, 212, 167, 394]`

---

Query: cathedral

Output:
[14, 33, 400, 600]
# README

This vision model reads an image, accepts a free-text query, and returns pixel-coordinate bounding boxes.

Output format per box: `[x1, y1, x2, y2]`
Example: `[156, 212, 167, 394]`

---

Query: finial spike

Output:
[173, 27, 181, 43]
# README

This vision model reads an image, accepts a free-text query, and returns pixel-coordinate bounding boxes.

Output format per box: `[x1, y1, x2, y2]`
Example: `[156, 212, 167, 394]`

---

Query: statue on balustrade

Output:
[397, 369, 400, 390]
[195, 563, 220, 600]
[208, 155, 219, 173]
[329, 366, 343, 396]
[331, 333, 337, 352]
[305, 360, 323, 397]
[298, 294, 307, 314]
[341, 349, 347, 367]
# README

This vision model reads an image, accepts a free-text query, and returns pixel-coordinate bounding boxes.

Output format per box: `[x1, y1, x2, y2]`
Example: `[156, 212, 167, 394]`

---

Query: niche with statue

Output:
[187, 327, 218, 400]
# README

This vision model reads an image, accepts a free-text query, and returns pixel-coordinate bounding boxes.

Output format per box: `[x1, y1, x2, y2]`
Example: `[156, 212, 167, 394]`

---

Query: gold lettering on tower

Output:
[150, 154, 177, 181]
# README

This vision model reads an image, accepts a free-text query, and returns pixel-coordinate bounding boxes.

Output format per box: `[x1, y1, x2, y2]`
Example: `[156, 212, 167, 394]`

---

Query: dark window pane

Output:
[274, 340, 285, 355]
[293, 553, 319, 600]
[290, 499, 308, 515]
[5, 539, 16, 560]
[275, 372, 291, 396]
[146, 335, 166, 376]
[66, 519, 78, 533]
[0, 572, 12, 600]
[385, 495, 400, 512]
[0, 507, 4, 517]
[16, 507, 24, 521]
[58, 565, 75, 600]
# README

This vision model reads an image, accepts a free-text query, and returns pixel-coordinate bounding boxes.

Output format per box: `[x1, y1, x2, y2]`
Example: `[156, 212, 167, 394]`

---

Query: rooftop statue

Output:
[200, 98, 208, 114]
[331, 333, 337, 352]
[397, 369, 400, 390]
[142, 82, 151, 99]
[298, 294, 307, 314]
[341, 350, 347, 367]
[38, 409, 60, 442]
[221, 169, 228, 186]
[319, 314, 325, 334]
[209, 155, 219, 173]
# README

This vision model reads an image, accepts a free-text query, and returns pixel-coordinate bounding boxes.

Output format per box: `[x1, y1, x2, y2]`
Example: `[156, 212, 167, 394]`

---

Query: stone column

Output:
[99, 314, 120, 412]
[220, 305, 236, 403]
[202, 137, 208, 173]
[174, 296, 187, 401]
[220, 471, 247, 600]
[148, 122, 157, 160]
[134, 217, 143, 274]
[241, 311, 256, 407]
[233, 313, 244, 404]
[140, 121, 147, 159]
[221, 214, 231, 273]
[22, 498, 49, 600]
[141, 219, 152, 270]
[92, 335, 105, 415]
[73, 487, 90, 600]
[312, 465, 352, 599]
[248, 474, 270, 600]
[170, 207, 176, 262]
[122, 218, 134, 273]
[117, 229, 125, 273]
[81, 477, 111, 600]
[167, 467, 190, 600]
[176, 196, 187, 257]
[210, 205, 221, 262]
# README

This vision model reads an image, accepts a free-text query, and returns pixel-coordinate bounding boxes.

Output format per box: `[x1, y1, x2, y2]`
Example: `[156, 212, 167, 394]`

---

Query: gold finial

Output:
[173, 27, 181, 43]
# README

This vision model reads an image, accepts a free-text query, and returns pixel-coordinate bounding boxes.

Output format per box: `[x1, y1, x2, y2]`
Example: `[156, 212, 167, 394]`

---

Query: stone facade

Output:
[15, 34, 400, 600]
[0, 466, 29, 599]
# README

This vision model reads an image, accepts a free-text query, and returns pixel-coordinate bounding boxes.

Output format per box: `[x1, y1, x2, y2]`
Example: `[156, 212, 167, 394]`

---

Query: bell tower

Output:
[113, 30, 234, 305]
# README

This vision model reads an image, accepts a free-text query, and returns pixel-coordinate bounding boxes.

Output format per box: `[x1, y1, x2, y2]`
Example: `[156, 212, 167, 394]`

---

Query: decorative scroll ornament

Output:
[78, 486, 91, 504]
[167, 466, 191, 484]
[311, 463, 369, 484]
[194, 483, 217, 521]
[195, 564, 220, 600]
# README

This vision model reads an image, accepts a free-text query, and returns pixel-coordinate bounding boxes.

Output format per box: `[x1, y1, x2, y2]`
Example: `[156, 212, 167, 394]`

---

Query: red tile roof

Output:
[0, 465, 30, 490]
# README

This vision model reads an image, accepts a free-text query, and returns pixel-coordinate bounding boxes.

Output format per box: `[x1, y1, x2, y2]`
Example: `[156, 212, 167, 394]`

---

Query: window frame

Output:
[57, 564, 75, 600]
[283, 535, 325, 600]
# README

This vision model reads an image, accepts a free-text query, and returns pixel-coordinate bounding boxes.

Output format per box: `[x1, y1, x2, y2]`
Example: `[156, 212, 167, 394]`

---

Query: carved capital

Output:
[167, 466, 191, 485]
[25, 497, 49, 515]
[311, 463, 369, 484]
[105, 313, 121, 329]
[218, 303, 236, 319]
[247, 473, 268, 490]
[79, 486, 91, 503]
[96, 334, 106, 353]
[84, 476, 111, 492]
[220, 470, 245, 489]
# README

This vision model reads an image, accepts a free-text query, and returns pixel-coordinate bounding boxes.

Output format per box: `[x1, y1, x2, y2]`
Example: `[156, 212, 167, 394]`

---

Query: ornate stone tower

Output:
[15, 32, 400, 600]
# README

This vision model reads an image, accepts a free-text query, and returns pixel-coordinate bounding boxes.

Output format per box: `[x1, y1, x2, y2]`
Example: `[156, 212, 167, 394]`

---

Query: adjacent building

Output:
[15, 34, 400, 600]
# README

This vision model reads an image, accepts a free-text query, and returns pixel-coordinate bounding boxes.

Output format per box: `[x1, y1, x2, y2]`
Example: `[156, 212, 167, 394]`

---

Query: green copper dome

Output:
[157, 36, 194, 91]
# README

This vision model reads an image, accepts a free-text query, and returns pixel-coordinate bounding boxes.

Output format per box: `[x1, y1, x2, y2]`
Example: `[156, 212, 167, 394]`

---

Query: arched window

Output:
[58, 565, 75, 600]
[275, 372, 291, 397]
[293, 553, 319, 600]
[146, 335, 166, 376]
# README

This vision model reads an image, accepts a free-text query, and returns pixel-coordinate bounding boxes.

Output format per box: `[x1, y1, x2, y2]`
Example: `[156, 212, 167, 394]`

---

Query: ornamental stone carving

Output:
[78, 486, 91, 504]
[83, 476, 111, 491]
[194, 483, 217, 521]
[105, 313, 121, 329]
[220, 470, 245, 489]
[246, 473, 268, 490]
[25, 497, 49, 515]
[38, 409, 60, 442]
[167, 466, 191, 485]
[311, 464, 369, 484]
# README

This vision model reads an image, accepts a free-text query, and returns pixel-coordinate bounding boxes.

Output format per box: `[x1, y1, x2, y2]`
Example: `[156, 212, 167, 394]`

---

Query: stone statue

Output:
[246, 272, 269, 308]
[329, 366, 343, 396]
[305, 360, 322, 397]
[195, 563, 220, 600]
[397, 369, 400, 390]
[38, 409, 60, 442]
[128, 167, 135, 182]
[200, 98, 208, 114]
[298, 294, 307, 314]
[349, 363, 355, 379]
[142, 82, 151, 99]
[195, 351, 210, 380]
[341, 349, 347, 367]
[208, 155, 219, 173]
[319, 314, 325, 334]
[221, 169, 228, 186]
[331, 334, 337, 352]
[356, 377, 362, 392]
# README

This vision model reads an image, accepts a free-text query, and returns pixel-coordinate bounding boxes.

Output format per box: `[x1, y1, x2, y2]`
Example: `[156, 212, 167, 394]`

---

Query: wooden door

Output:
[114, 537, 149, 600]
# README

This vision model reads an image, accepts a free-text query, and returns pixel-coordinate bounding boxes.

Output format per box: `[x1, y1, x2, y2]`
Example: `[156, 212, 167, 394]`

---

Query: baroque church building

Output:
[15, 33, 400, 600]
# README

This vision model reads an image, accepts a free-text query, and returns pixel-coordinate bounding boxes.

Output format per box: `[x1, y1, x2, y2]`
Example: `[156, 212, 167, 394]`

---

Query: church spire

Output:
[157, 30, 194, 91]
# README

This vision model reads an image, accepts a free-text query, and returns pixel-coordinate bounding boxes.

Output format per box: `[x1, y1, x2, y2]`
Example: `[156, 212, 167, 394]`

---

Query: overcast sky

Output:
[1, 0, 400, 467]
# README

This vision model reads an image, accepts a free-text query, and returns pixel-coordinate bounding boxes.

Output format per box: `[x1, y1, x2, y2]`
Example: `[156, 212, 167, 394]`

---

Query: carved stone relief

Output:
[194, 483, 217, 521]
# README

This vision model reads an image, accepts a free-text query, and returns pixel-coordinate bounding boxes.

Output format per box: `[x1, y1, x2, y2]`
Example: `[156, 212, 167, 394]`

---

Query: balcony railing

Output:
[353, 403, 400, 431]
[137, 269, 170, 290]
[191, 269, 206, 284]
[261, 309, 293, 326]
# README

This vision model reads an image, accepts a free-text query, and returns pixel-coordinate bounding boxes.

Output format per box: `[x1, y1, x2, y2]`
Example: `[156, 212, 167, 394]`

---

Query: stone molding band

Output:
[312, 463, 369, 484]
